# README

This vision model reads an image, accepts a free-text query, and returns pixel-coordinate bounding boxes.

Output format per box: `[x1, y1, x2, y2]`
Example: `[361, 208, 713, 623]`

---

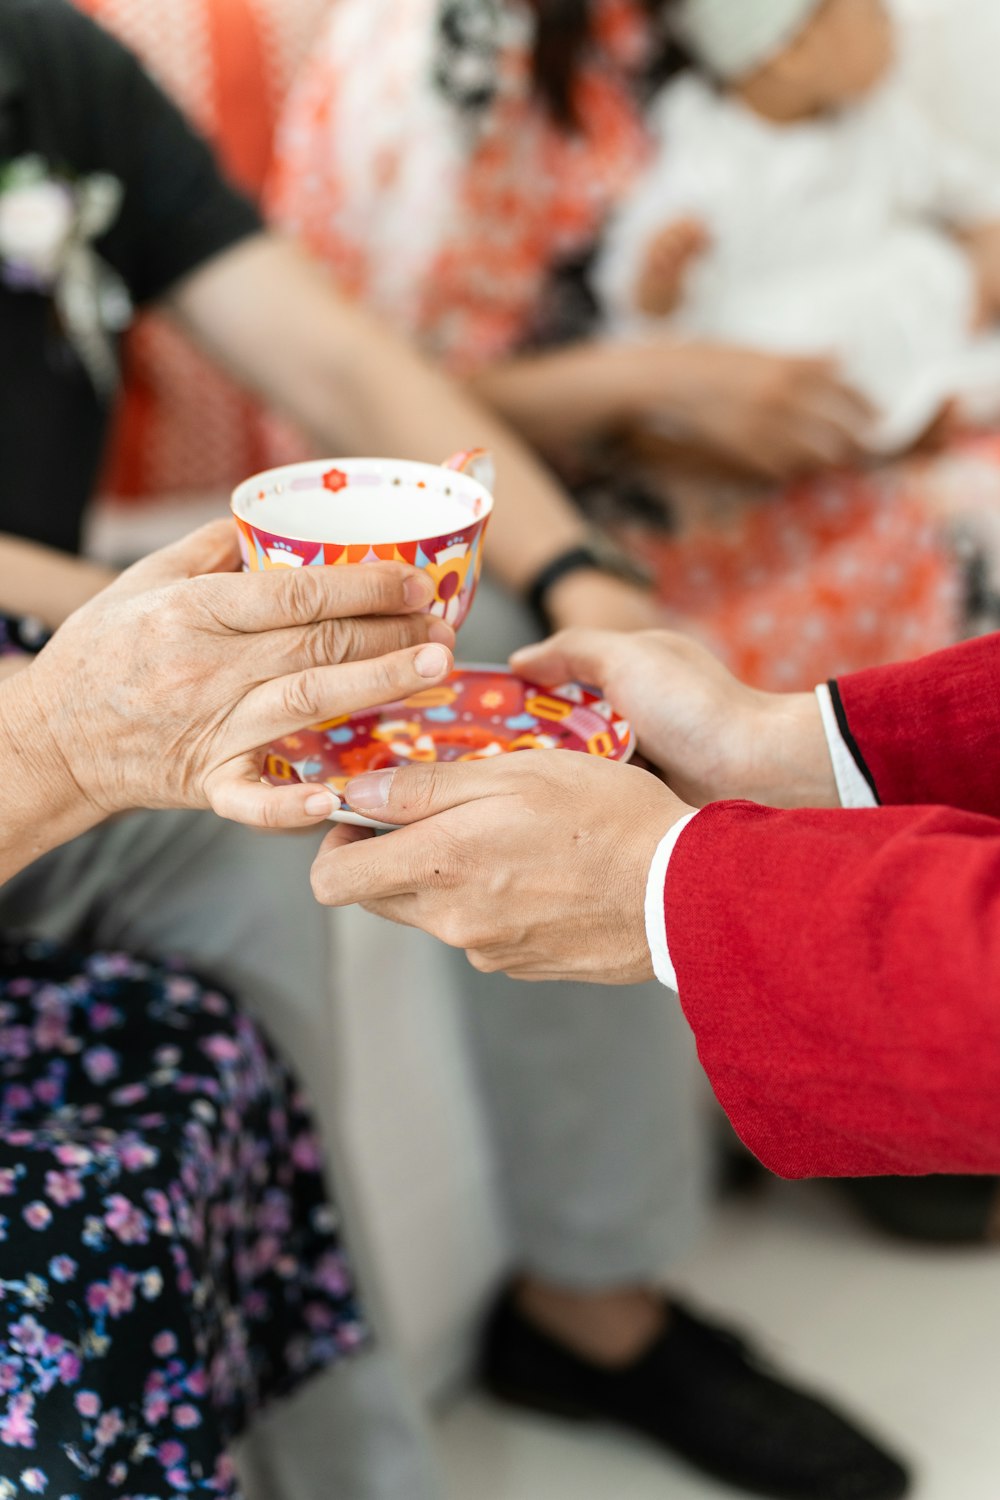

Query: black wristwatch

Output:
[526, 532, 652, 631]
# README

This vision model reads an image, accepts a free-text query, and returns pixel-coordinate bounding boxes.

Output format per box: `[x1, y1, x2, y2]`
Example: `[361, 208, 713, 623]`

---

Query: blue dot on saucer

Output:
[424, 706, 459, 723]
[505, 713, 538, 731]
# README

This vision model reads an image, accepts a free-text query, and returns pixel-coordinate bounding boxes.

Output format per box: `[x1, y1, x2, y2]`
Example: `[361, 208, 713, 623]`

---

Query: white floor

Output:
[434, 1181, 1000, 1500]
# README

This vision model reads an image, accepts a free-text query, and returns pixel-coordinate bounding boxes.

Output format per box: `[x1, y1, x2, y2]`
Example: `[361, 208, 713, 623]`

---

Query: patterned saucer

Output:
[263, 665, 634, 829]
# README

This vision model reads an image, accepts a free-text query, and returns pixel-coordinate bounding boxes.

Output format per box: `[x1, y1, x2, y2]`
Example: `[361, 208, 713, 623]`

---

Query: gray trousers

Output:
[0, 585, 704, 1498]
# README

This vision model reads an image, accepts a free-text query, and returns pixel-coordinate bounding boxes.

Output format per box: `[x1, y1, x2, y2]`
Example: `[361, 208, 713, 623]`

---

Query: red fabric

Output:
[665, 633, 1000, 1180]
[837, 631, 1000, 817]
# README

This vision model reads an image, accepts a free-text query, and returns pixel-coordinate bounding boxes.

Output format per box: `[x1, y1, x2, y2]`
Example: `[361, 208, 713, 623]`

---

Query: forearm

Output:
[171, 236, 591, 595]
[0, 535, 116, 628]
[467, 342, 640, 454]
[668, 799, 1000, 1178]
[0, 670, 101, 885]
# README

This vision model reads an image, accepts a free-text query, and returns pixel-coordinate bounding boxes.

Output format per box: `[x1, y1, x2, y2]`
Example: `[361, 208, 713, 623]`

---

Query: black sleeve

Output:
[8, 0, 263, 305]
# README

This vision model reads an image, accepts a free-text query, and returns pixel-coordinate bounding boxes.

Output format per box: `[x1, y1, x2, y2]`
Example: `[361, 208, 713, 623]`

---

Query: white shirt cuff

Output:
[815, 683, 878, 809]
[645, 812, 699, 992]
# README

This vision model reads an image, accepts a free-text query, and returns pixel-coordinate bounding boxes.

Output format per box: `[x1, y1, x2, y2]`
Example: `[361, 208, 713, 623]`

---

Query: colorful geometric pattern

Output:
[263, 667, 633, 819]
[232, 456, 493, 628]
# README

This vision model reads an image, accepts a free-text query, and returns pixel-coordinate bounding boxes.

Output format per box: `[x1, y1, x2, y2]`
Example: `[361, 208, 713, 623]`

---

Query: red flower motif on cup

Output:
[322, 468, 348, 493]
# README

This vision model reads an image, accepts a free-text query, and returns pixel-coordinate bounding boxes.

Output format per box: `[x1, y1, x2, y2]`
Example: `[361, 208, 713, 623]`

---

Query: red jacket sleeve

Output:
[667, 801, 1000, 1179]
[835, 632, 1000, 815]
[665, 632, 1000, 1179]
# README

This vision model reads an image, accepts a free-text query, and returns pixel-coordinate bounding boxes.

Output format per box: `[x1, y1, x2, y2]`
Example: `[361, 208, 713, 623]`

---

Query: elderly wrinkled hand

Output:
[13, 519, 454, 831]
[309, 752, 692, 984]
[510, 629, 838, 810]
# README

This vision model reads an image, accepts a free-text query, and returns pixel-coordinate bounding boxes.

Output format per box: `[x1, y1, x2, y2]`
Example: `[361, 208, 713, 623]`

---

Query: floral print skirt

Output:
[0, 937, 366, 1499]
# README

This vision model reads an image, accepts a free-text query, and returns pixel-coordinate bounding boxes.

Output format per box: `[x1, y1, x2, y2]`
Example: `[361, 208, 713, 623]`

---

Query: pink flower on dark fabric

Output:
[22, 1202, 51, 1231]
[291, 1132, 322, 1172]
[82, 1047, 120, 1085]
[145, 1394, 170, 1425]
[48, 1255, 77, 1283]
[54, 1144, 91, 1168]
[118, 1139, 158, 1173]
[74, 1391, 100, 1418]
[106, 1268, 137, 1318]
[200, 1035, 242, 1065]
[85, 1284, 109, 1315]
[95, 1407, 124, 1446]
[10, 1319, 45, 1357]
[87, 1001, 121, 1032]
[104, 1194, 149, 1245]
[45, 1170, 83, 1208]
[0, 1392, 36, 1448]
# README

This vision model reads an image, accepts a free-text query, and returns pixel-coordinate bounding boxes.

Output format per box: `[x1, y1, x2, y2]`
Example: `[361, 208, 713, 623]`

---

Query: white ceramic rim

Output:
[231, 456, 494, 547]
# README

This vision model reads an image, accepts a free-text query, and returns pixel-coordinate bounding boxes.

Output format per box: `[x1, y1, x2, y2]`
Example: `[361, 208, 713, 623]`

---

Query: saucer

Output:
[263, 665, 634, 830]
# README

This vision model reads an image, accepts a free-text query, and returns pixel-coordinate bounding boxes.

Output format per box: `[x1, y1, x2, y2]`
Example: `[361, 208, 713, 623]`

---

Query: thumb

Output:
[346, 756, 522, 825]
[510, 629, 624, 693]
[110, 520, 242, 600]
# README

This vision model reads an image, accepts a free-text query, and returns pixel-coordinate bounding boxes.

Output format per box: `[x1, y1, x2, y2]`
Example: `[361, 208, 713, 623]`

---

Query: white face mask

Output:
[673, 0, 826, 80]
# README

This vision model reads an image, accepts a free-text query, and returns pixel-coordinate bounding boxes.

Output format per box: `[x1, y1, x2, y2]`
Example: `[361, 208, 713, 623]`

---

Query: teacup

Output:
[230, 450, 494, 630]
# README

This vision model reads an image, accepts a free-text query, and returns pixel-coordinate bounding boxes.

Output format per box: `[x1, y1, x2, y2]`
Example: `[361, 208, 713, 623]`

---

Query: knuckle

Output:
[284, 566, 323, 623]
[280, 669, 322, 724]
[356, 563, 399, 614]
[466, 948, 500, 974]
[436, 911, 472, 949]
[309, 855, 341, 905]
[315, 617, 356, 667]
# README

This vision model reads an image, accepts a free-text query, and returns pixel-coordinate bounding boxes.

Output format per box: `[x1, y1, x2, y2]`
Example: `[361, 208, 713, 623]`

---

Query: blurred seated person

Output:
[0, 526, 457, 1498]
[596, 0, 1000, 459]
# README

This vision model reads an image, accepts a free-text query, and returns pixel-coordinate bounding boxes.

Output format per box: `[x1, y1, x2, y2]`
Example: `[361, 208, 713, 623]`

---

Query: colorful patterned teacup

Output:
[230, 450, 495, 630]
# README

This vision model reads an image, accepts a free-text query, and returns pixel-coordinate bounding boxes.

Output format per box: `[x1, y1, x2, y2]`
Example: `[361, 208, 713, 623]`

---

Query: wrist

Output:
[0, 668, 104, 880]
[527, 536, 654, 631]
[748, 691, 839, 808]
[606, 338, 688, 425]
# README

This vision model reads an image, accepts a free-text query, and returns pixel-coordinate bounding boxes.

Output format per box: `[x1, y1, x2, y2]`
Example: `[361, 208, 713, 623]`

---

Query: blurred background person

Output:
[595, 0, 1000, 457]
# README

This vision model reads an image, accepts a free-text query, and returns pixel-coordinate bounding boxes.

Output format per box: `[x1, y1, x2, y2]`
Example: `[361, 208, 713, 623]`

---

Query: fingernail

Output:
[404, 575, 434, 608]
[415, 644, 450, 678]
[305, 790, 341, 817]
[347, 770, 395, 811]
[427, 619, 456, 646]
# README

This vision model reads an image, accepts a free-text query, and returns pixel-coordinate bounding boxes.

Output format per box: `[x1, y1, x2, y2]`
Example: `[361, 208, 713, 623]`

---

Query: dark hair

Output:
[530, 0, 688, 126]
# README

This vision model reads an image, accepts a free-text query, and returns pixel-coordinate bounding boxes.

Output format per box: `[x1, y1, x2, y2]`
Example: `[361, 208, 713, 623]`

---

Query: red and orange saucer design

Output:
[264, 667, 634, 829]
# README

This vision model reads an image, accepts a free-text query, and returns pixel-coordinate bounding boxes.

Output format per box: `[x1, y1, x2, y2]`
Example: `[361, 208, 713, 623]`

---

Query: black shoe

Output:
[480, 1289, 910, 1500]
[836, 1176, 1000, 1244]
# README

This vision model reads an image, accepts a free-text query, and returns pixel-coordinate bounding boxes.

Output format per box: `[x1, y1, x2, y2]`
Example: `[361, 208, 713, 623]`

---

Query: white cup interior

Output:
[232, 458, 492, 546]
